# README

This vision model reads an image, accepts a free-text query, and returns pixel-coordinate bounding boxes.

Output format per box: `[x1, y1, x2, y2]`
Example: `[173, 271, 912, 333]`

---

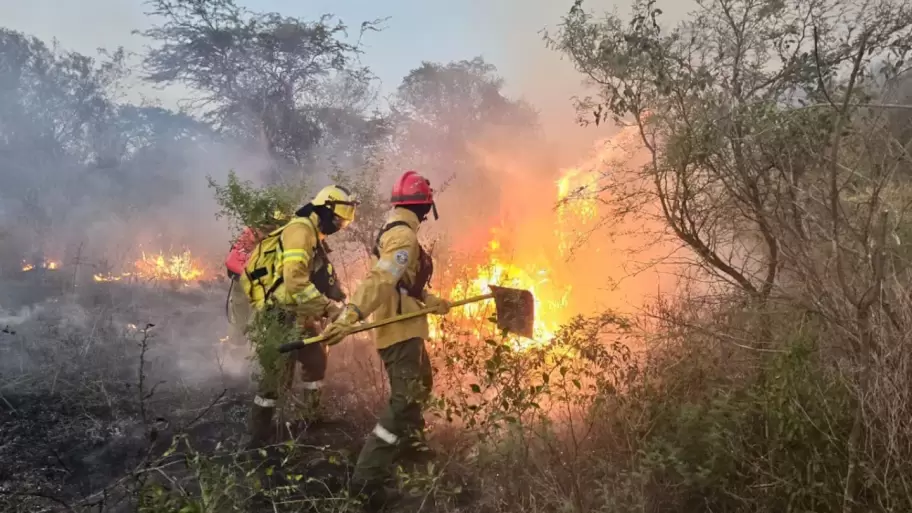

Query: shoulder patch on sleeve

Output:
[394, 250, 409, 265]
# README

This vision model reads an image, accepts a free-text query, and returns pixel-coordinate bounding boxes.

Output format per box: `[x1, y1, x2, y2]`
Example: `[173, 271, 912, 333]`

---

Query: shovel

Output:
[277, 285, 535, 353]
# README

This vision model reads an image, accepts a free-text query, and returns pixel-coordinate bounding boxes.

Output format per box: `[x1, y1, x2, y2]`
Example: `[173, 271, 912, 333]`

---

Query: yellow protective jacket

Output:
[279, 213, 333, 319]
[242, 213, 332, 320]
[348, 207, 442, 350]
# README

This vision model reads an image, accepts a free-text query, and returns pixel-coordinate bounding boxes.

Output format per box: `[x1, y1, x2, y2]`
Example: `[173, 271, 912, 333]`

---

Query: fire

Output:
[432, 164, 603, 351]
[93, 250, 210, 283]
[427, 124, 677, 356]
[135, 250, 206, 281]
[557, 168, 599, 224]
[21, 259, 60, 271]
[556, 167, 600, 257]
[436, 245, 572, 350]
[93, 272, 130, 282]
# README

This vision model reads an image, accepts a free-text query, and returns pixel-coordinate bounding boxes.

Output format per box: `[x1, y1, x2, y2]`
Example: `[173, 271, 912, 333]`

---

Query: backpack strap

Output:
[288, 215, 320, 249]
[371, 221, 411, 258]
[269, 216, 319, 298]
[248, 216, 320, 305]
[225, 277, 235, 320]
[371, 220, 416, 315]
[243, 237, 271, 305]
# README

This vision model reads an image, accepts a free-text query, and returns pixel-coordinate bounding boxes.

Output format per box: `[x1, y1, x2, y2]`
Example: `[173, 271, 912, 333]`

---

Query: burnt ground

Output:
[0, 386, 372, 512]
[0, 269, 390, 513]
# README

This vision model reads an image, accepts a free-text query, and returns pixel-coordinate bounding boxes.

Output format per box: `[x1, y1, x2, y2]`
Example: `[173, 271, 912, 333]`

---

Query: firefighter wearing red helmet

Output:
[321, 170, 449, 507]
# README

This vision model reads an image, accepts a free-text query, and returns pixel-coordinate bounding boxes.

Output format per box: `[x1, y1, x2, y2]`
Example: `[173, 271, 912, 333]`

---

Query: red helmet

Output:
[391, 170, 434, 205]
[391, 170, 438, 220]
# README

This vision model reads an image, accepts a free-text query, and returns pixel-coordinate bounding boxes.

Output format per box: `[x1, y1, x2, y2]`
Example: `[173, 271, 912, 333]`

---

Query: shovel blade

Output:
[490, 285, 535, 339]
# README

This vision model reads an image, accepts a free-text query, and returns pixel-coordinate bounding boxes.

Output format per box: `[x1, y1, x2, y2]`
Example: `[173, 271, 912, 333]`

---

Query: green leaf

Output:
[470, 384, 481, 393]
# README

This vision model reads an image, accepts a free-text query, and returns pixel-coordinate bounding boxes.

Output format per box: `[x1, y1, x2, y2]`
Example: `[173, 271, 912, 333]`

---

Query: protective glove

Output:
[320, 305, 361, 346]
[423, 294, 451, 315]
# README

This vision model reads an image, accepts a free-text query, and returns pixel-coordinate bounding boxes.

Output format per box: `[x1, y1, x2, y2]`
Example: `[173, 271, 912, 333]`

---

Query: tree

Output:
[0, 29, 126, 166]
[207, 170, 306, 236]
[549, 0, 912, 302]
[550, 0, 912, 508]
[391, 57, 544, 234]
[0, 27, 227, 267]
[395, 58, 538, 137]
[393, 57, 540, 173]
[0, 28, 126, 259]
[139, 0, 384, 178]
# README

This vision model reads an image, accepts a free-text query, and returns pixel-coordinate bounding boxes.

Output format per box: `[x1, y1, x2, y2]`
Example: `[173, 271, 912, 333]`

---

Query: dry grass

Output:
[6, 237, 912, 513]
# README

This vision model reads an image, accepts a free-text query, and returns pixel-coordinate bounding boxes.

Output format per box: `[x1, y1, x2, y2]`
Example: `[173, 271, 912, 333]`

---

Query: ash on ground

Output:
[0, 269, 367, 512]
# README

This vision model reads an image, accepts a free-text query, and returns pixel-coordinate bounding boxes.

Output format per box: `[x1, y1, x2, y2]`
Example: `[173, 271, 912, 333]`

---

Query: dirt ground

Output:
[0, 269, 386, 512]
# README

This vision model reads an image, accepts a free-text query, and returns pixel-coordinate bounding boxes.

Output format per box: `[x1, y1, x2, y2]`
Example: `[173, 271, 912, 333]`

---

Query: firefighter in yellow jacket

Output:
[320, 170, 449, 506]
[240, 185, 357, 447]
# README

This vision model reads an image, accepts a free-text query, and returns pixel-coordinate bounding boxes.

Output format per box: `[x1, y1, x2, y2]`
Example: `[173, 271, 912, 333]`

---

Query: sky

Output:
[0, 0, 692, 154]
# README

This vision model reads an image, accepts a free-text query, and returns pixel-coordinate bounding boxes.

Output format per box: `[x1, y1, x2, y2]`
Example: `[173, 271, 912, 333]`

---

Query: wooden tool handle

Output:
[277, 293, 494, 353]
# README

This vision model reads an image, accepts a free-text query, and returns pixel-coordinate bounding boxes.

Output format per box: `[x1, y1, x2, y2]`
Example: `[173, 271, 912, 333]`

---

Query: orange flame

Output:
[21, 259, 60, 271]
[435, 247, 572, 350]
[93, 250, 210, 283]
[134, 250, 206, 281]
[431, 164, 602, 351]
[556, 167, 599, 255]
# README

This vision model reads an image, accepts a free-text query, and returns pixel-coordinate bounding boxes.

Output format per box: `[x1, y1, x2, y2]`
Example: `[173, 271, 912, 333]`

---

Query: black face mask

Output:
[316, 206, 342, 235]
[404, 203, 434, 222]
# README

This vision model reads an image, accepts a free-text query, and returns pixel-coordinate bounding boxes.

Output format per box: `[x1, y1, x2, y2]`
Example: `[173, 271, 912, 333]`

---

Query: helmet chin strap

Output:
[431, 202, 439, 221]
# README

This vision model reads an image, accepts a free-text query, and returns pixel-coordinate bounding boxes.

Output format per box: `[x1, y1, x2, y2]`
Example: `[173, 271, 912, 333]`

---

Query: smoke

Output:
[0, 26, 280, 392]
[0, 304, 44, 326]
[36, 143, 267, 269]
[0, 0, 695, 393]
[419, 120, 678, 324]
[452, 0, 698, 158]
[342, 0, 694, 325]
[436, 0, 694, 318]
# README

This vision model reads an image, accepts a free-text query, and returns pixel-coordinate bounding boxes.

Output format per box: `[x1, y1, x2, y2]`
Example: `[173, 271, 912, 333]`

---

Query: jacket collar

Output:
[285, 212, 324, 240]
[389, 207, 420, 232]
[307, 212, 325, 241]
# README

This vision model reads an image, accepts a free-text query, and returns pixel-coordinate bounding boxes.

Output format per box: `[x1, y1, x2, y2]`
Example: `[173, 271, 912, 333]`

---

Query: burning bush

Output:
[92, 249, 215, 285]
[20, 259, 60, 272]
[11, 0, 912, 509]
